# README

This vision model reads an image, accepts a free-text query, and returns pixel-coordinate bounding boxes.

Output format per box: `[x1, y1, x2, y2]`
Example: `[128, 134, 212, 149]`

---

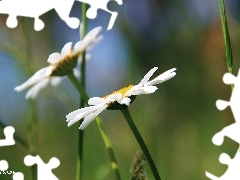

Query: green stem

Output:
[217, 0, 233, 74]
[0, 119, 28, 150]
[67, 72, 121, 180]
[95, 117, 121, 180]
[68, 72, 89, 102]
[76, 3, 88, 180]
[120, 107, 161, 180]
[21, 18, 38, 180]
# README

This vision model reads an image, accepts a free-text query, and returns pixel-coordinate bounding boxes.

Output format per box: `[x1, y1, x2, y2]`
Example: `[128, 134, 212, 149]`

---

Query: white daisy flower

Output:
[66, 67, 176, 130]
[14, 26, 102, 99]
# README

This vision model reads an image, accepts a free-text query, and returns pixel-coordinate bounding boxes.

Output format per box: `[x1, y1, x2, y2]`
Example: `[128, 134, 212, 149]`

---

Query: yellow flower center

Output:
[104, 85, 133, 99]
[105, 85, 136, 110]
[50, 51, 80, 76]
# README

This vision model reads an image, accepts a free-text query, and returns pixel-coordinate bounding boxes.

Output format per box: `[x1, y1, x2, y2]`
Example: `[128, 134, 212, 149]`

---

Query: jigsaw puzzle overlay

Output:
[0, 126, 15, 147]
[205, 70, 240, 179]
[24, 155, 60, 180]
[0, 126, 60, 179]
[0, 0, 123, 31]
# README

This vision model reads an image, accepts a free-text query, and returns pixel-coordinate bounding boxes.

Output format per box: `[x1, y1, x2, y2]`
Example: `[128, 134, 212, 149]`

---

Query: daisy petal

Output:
[130, 86, 158, 95]
[73, 68, 80, 78]
[71, 104, 105, 124]
[14, 67, 48, 92]
[88, 97, 107, 105]
[66, 106, 95, 122]
[138, 67, 158, 86]
[61, 42, 72, 56]
[73, 41, 84, 53]
[147, 68, 176, 86]
[67, 119, 80, 127]
[47, 52, 61, 64]
[25, 78, 50, 99]
[73, 39, 91, 53]
[79, 104, 108, 130]
[74, 26, 102, 54]
[106, 93, 122, 101]
[44, 66, 54, 77]
[86, 35, 103, 51]
[84, 26, 102, 40]
[67, 109, 91, 127]
[117, 97, 131, 106]
[124, 85, 139, 97]
[142, 86, 158, 93]
[50, 77, 63, 86]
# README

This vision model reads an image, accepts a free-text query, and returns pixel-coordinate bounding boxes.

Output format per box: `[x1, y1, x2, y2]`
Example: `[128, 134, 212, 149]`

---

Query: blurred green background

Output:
[1, 0, 240, 179]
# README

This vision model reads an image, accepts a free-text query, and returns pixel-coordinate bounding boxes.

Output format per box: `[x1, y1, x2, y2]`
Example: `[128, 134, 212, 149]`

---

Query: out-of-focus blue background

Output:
[1, 0, 240, 179]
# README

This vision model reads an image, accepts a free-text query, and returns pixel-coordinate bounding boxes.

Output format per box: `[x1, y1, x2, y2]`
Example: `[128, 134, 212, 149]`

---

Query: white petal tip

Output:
[25, 96, 31, 100]
[118, 97, 131, 106]
[14, 85, 26, 92]
[171, 72, 176, 77]
[14, 87, 20, 91]
[25, 93, 35, 100]
[67, 122, 73, 127]
[96, 26, 103, 31]
[79, 126, 84, 130]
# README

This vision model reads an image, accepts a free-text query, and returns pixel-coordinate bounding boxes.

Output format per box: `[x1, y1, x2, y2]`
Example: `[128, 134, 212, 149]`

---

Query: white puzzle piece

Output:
[0, 126, 15, 147]
[0, 0, 123, 31]
[24, 155, 60, 180]
[76, 0, 123, 30]
[206, 149, 240, 180]
[12, 172, 24, 180]
[0, 160, 24, 180]
[0, 160, 8, 171]
[205, 69, 240, 179]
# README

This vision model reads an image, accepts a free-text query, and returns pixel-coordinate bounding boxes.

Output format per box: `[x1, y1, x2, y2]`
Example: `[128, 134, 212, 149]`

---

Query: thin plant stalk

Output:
[21, 18, 38, 180]
[67, 72, 121, 180]
[76, 3, 88, 180]
[95, 116, 121, 179]
[217, 0, 233, 74]
[120, 107, 161, 180]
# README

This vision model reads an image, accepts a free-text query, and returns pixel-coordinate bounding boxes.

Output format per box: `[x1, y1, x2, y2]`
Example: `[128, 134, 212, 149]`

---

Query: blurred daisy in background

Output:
[14, 26, 103, 99]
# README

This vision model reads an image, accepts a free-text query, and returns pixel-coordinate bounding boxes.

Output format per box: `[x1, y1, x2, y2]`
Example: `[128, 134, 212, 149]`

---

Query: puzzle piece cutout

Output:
[77, 0, 123, 30]
[0, 0, 122, 31]
[216, 70, 240, 121]
[211, 70, 240, 145]
[0, 0, 79, 31]
[13, 172, 24, 180]
[0, 126, 15, 147]
[205, 69, 240, 179]
[24, 155, 60, 180]
[0, 160, 24, 180]
[212, 122, 240, 146]
[0, 160, 8, 171]
[206, 148, 240, 180]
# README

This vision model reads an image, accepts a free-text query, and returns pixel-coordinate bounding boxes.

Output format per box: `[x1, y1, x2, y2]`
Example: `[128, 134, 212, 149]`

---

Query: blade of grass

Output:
[218, 0, 233, 74]
[76, 3, 88, 180]
[21, 18, 38, 180]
